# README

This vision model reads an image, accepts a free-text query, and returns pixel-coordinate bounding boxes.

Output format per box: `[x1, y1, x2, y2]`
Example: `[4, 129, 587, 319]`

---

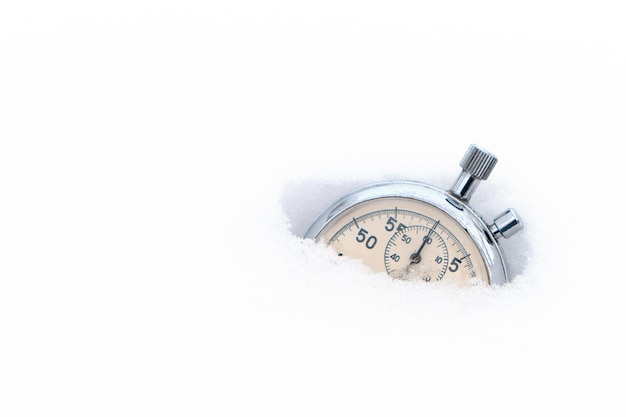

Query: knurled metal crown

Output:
[460, 144, 498, 180]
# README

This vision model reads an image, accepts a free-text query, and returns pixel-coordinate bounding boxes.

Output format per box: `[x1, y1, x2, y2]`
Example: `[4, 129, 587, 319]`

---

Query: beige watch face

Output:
[318, 197, 490, 286]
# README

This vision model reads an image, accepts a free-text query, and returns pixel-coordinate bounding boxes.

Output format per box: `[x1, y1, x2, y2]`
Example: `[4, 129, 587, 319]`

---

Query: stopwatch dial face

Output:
[317, 197, 489, 286]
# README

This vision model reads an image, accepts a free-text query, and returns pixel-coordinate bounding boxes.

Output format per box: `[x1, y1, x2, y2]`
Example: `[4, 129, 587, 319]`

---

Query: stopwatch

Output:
[304, 144, 523, 286]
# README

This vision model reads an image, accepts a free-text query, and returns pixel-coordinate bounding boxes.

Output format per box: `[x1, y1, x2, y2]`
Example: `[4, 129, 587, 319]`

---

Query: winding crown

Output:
[459, 144, 498, 180]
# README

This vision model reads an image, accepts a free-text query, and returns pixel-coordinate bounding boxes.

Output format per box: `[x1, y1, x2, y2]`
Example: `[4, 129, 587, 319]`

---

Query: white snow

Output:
[1, 1, 625, 416]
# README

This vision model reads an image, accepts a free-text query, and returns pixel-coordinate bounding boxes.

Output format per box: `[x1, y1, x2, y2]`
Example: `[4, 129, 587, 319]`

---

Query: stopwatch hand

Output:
[409, 221, 439, 265]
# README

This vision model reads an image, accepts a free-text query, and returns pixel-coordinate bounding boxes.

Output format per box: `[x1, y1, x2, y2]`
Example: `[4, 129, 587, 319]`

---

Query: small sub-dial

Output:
[384, 224, 449, 281]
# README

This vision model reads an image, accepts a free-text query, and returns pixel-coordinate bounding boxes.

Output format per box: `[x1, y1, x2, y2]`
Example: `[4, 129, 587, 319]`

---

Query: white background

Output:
[1, 1, 625, 416]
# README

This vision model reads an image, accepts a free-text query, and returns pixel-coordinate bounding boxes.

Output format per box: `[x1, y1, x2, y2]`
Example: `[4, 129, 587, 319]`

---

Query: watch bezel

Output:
[304, 180, 509, 285]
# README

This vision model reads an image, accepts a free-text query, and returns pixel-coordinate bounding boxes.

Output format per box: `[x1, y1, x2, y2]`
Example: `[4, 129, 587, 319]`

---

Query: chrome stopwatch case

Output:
[304, 144, 523, 286]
